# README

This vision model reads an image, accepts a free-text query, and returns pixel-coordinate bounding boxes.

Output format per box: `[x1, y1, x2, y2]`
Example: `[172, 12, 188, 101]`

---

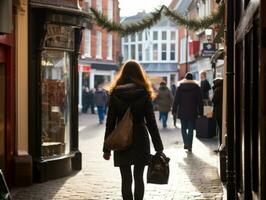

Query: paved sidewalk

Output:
[12, 113, 224, 200]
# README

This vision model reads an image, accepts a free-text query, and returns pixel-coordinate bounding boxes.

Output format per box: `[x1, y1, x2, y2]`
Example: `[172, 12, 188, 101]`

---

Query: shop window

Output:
[41, 50, 71, 159]
[107, 34, 112, 60]
[153, 43, 158, 61]
[161, 43, 167, 60]
[96, 31, 102, 58]
[108, 0, 113, 20]
[162, 31, 167, 40]
[84, 29, 91, 57]
[138, 44, 143, 61]
[131, 44, 136, 59]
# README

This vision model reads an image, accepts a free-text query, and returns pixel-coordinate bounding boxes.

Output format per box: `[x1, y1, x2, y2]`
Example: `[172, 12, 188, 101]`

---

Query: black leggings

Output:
[119, 165, 145, 200]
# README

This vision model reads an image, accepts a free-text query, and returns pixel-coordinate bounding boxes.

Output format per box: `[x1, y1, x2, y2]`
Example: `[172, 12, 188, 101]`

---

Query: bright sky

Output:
[119, 0, 172, 17]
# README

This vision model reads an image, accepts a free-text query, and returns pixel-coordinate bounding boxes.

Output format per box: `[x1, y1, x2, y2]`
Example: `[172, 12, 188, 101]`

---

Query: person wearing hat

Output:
[155, 81, 173, 128]
[172, 73, 203, 152]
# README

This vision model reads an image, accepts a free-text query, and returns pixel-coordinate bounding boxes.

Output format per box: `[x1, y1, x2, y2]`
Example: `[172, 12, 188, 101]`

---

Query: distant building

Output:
[174, 0, 222, 81]
[79, 0, 121, 108]
[121, 12, 179, 89]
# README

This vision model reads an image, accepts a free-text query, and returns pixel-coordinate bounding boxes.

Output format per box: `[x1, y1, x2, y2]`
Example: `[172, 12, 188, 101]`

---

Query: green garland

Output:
[164, 4, 224, 31]
[90, 3, 224, 36]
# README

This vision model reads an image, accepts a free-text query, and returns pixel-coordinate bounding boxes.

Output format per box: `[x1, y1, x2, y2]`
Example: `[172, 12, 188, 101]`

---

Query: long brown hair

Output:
[107, 60, 155, 99]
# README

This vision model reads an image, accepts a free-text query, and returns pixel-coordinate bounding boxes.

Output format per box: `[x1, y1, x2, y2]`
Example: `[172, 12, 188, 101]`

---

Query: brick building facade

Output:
[78, 0, 121, 109]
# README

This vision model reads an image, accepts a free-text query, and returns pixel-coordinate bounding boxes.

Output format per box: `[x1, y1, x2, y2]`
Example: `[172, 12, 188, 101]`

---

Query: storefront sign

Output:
[78, 65, 91, 72]
[43, 24, 74, 51]
[202, 43, 216, 57]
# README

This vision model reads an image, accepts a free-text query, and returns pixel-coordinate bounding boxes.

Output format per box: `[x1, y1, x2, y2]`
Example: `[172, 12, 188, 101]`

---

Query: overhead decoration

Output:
[90, 3, 224, 36]
[164, 4, 224, 31]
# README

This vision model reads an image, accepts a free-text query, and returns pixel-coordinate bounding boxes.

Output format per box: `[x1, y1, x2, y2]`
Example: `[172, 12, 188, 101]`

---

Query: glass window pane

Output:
[162, 31, 167, 40]
[41, 50, 71, 159]
[153, 43, 158, 60]
[171, 31, 176, 40]
[138, 32, 142, 41]
[131, 44, 135, 59]
[124, 36, 128, 42]
[138, 44, 142, 61]
[145, 46, 150, 61]
[153, 31, 158, 40]
[171, 43, 176, 60]
[107, 34, 112, 59]
[124, 45, 128, 60]
[161, 43, 167, 60]
[131, 34, 135, 42]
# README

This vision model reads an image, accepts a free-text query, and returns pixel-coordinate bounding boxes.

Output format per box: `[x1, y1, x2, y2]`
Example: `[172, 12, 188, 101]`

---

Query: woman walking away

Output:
[155, 81, 173, 128]
[103, 60, 164, 200]
[172, 73, 203, 152]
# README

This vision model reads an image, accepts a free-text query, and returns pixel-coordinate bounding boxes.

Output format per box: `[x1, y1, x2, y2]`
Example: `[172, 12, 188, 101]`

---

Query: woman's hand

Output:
[103, 152, 111, 160]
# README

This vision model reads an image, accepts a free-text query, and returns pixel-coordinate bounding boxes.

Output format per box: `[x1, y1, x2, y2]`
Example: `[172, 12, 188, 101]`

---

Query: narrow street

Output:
[12, 113, 224, 200]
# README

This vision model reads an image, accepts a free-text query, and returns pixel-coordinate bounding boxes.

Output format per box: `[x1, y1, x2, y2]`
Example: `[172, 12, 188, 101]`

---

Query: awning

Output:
[79, 60, 119, 71]
[30, 0, 92, 28]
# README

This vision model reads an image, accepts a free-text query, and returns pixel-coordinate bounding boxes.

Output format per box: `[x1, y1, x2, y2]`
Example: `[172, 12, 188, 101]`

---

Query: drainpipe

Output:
[226, 0, 236, 199]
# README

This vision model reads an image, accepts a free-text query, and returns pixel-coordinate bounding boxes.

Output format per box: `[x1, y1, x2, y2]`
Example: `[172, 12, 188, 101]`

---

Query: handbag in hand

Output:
[104, 107, 133, 151]
[147, 152, 170, 184]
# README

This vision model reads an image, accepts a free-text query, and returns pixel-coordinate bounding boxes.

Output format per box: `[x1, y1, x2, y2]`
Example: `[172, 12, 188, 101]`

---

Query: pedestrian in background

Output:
[172, 73, 203, 152]
[103, 60, 164, 200]
[155, 81, 173, 128]
[82, 87, 90, 113]
[212, 78, 223, 147]
[94, 87, 108, 124]
[171, 83, 177, 127]
[200, 71, 211, 105]
[88, 88, 95, 114]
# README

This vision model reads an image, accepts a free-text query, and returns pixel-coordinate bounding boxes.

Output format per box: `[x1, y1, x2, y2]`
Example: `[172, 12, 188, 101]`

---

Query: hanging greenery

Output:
[164, 4, 224, 31]
[90, 3, 224, 36]
[90, 6, 165, 36]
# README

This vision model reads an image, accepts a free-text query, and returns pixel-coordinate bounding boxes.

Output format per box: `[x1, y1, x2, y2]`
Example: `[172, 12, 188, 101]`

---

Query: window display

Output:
[41, 50, 70, 159]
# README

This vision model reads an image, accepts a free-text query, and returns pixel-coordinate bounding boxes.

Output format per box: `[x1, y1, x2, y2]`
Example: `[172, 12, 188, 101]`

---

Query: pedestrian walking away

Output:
[88, 88, 95, 114]
[200, 70, 211, 105]
[103, 60, 164, 200]
[94, 87, 108, 124]
[212, 78, 223, 149]
[155, 81, 173, 128]
[172, 73, 203, 152]
[82, 87, 90, 113]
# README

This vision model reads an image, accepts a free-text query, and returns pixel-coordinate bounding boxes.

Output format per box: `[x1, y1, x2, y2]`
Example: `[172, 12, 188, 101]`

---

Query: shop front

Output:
[29, 1, 91, 182]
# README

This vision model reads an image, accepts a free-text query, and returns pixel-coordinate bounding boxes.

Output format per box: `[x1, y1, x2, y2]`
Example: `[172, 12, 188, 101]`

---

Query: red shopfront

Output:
[0, 34, 15, 186]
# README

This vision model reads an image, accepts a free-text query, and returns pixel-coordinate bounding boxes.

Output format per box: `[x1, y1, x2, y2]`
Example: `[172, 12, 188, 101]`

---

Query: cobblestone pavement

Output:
[12, 113, 224, 200]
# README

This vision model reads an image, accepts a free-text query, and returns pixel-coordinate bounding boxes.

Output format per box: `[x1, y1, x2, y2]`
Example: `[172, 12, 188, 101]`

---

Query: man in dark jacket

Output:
[200, 71, 211, 105]
[88, 88, 95, 114]
[82, 87, 90, 113]
[94, 87, 108, 124]
[172, 73, 203, 152]
[212, 78, 223, 145]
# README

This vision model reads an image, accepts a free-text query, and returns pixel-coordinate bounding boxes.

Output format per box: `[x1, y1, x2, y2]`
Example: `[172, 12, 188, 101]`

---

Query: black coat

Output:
[172, 80, 203, 121]
[200, 79, 211, 100]
[212, 79, 223, 122]
[103, 84, 164, 167]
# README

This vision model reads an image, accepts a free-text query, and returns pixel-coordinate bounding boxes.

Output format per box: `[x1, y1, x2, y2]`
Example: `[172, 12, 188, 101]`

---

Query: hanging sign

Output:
[202, 43, 216, 57]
